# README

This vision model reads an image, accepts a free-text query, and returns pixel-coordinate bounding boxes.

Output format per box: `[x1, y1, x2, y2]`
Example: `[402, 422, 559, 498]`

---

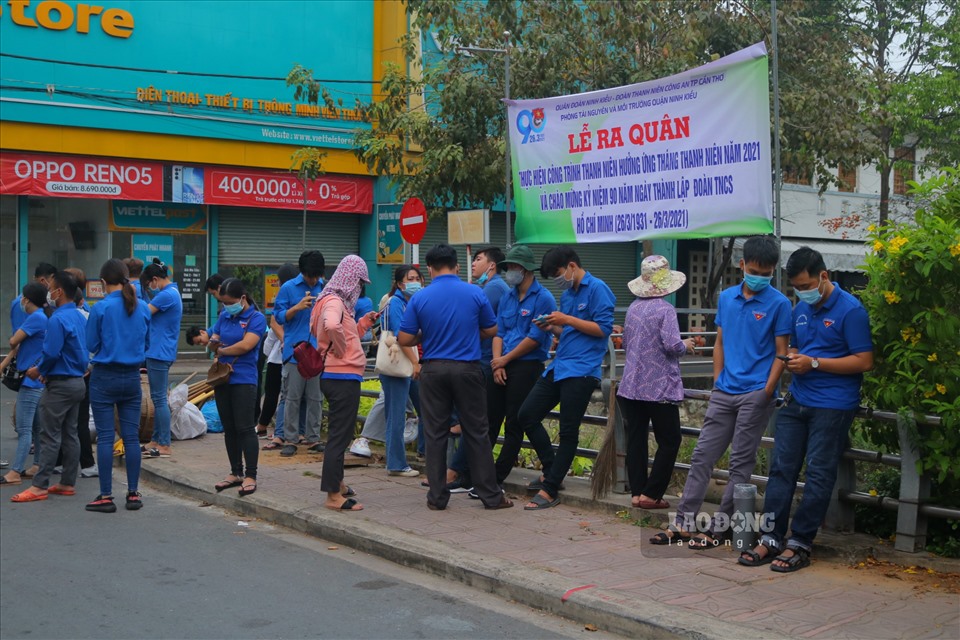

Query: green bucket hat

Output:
[498, 245, 538, 271]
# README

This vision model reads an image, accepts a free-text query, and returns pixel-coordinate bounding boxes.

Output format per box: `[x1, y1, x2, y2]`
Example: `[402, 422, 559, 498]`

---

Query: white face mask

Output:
[503, 269, 525, 287]
[46, 291, 58, 308]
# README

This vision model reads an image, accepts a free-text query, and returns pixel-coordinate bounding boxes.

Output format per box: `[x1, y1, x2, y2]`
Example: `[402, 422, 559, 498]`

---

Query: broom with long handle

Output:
[591, 381, 619, 500]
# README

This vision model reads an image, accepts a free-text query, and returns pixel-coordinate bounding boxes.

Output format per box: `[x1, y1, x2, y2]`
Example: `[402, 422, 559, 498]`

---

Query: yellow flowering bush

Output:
[862, 167, 960, 482]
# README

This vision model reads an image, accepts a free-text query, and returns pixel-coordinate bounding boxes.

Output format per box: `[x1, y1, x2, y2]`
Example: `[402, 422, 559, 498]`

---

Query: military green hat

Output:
[498, 245, 538, 271]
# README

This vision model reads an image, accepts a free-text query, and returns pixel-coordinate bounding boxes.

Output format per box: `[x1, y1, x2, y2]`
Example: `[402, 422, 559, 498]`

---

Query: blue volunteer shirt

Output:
[480, 274, 510, 362]
[383, 288, 410, 334]
[16, 309, 47, 389]
[273, 274, 323, 363]
[87, 291, 151, 367]
[497, 278, 557, 362]
[715, 283, 792, 394]
[548, 271, 615, 381]
[789, 283, 873, 411]
[212, 305, 267, 386]
[38, 302, 89, 378]
[399, 274, 496, 362]
[146, 283, 183, 362]
[133, 280, 148, 302]
[10, 295, 26, 333]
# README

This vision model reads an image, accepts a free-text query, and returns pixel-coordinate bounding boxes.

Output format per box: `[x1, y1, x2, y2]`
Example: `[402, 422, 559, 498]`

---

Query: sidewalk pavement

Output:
[118, 365, 959, 639]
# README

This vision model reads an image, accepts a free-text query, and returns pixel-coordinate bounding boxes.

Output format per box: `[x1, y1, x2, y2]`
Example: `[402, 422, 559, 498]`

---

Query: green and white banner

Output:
[506, 42, 772, 244]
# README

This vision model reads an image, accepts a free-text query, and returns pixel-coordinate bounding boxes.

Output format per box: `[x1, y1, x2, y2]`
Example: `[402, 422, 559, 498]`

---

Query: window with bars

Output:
[893, 147, 915, 196]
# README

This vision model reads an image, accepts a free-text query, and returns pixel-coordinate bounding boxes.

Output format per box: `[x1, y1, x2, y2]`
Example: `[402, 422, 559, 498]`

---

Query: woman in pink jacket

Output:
[311, 255, 378, 511]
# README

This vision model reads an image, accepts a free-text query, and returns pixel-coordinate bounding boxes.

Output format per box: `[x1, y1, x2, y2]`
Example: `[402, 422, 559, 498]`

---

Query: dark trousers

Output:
[254, 350, 266, 424]
[518, 371, 598, 498]
[319, 378, 360, 494]
[490, 360, 544, 484]
[258, 362, 282, 427]
[32, 377, 86, 490]
[214, 384, 259, 480]
[617, 397, 682, 501]
[420, 360, 501, 509]
[56, 374, 94, 469]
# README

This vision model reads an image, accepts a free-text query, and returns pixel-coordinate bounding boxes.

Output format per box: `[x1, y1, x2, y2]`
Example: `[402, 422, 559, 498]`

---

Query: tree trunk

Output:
[879, 161, 892, 226]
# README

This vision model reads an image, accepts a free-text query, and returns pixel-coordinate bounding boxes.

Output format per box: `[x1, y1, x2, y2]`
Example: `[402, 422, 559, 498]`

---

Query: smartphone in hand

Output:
[776, 354, 791, 361]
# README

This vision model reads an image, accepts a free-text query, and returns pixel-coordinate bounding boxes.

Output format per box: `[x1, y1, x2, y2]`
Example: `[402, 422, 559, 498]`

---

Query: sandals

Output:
[771, 547, 811, 573]
[327, 497, 363, 511]
[342, 486, 356, 498]
[48, 485, 76, 496]
[526, 478, 565, 493]
[215, 479, 243, 492]
[739, 540, 781, 567]
[523, 492, 560, 511]
[262, 441, 283, 451]
[11, 489, 47, 502]
[648, 525, 691, 545]
[239, 481, 257, 497]
[634, 497, 670, 509]
[688, 532, 722, 550]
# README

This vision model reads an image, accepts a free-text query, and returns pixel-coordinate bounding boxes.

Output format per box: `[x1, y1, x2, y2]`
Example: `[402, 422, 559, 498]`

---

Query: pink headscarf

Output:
[318, 255, 370, 313]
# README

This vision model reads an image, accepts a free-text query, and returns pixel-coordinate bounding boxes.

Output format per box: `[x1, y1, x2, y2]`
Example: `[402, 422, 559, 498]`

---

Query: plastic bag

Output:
[201, 401, 223, 434]
[171, 384, 206, 440]
[403, 416, 419, 444]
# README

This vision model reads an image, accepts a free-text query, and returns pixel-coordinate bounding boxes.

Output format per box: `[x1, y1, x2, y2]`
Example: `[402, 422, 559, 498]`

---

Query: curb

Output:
[140, 463, 791, 640]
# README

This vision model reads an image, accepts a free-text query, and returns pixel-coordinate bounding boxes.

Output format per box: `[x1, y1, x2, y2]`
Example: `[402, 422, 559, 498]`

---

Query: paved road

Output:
[0, 482, 614, 639]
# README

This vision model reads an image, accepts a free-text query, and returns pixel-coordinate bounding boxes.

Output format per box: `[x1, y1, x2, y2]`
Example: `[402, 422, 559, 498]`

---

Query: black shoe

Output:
[86, 495, 116, 513]
[125, 491, 143, 511]
[280, 444, 297, 457]
[307, 442, 325, 453]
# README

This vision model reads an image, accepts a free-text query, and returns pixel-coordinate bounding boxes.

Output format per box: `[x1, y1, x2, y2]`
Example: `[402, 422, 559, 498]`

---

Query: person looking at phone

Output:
[515, 246, 615, 511]
[140, 258, 182, 459]
[273, 250, 325, 457]
[740, 247, 873, 573]
[659, 236, 790, 548]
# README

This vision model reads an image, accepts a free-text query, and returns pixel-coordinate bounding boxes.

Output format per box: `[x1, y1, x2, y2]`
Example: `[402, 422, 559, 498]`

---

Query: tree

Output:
[838, 0, 959, 224]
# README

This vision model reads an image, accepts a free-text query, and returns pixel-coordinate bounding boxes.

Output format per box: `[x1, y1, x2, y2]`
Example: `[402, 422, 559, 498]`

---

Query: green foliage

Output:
[860, 168, 960, 482]
[232, 265, 263, 304]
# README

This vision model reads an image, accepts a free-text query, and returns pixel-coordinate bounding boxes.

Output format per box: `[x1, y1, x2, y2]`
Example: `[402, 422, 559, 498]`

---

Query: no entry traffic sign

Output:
[399, 197, 428, 244]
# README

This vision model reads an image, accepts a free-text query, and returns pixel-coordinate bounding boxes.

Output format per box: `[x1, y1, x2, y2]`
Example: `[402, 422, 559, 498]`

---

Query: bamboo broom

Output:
[591, 382, 619, 500]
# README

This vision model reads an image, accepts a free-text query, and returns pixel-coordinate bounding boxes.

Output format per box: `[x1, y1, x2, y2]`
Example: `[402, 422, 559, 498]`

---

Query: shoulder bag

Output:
[375, 301, 416, 378]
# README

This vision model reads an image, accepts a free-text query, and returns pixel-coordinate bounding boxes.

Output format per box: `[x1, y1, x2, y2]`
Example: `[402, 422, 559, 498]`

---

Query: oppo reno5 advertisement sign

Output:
[0, 1, 374, 148]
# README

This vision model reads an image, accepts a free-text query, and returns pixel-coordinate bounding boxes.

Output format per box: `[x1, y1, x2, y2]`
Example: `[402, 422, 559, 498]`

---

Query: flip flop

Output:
[239, 482, 257, 497]
[143, 448, 171, 459]
[342, 486, 356, 498]
[261, 441, 284, 451]
[635, 497, 670, 509]
[215, 479, 243, 492]
[48, 486, 76, 496]
[326, 497, 362, 512]
[0, 477, 22, 486]
[11, 490, 47, 502]
[523, 493, 560, 511]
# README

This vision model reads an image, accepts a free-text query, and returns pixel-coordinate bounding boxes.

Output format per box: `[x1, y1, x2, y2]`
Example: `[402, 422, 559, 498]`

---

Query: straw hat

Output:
[628, 255, 686, 298]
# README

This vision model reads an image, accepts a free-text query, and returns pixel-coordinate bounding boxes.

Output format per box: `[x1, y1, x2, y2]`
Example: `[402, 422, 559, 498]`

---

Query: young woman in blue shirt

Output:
[85, 259, 151, 513]
[140, 258, 183, 458]
[0, 283, 48, 485]
[210, 279, 267, 497]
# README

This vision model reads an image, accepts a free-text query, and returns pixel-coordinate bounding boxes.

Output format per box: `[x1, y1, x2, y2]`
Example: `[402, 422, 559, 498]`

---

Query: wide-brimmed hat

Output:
[498, 245, 538, 271]
[628, 255, 686, 298]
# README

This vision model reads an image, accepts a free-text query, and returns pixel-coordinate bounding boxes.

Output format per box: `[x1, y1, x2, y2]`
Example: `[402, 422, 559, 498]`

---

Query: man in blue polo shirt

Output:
[517, 246, 615, 511]
[398, 244, 512, 511]
[9, 262, 56, 332]
[672, 235, 792, 547]
[273, 250, 325, 457]
[741, 247, 873, 573]
[489, 245, 557, 486]
[12, 271, 89, 503]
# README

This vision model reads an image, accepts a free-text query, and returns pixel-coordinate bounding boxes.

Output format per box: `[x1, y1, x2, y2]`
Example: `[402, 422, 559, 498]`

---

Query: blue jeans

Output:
[273, 387, 307, 441]
[381, 374, 413, 472]
[761, 401, 855, 552]
[13, 386, 42, 473]
[90, 366, 143, 496]
[146, 358, 173, 446]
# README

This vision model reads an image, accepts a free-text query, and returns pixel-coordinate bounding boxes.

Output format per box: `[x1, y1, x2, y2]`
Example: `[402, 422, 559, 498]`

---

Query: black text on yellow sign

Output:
[1, 1, 134, 39]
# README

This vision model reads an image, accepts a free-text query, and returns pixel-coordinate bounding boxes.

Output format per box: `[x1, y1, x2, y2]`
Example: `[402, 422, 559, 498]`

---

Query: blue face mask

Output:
[743, 271, 772, 292]
[476, 272, 489, 286]
[20, 300, 28, 314]
[404, 281, 422, 295]
[148, 281, 160, 294]
[224, 301, 243, 316]
[794, 276, 825, 305]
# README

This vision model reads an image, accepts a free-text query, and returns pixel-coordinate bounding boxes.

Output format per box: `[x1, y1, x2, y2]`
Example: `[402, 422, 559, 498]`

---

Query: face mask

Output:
[743, 271, 772, 292]
[476, 272, 489, 286]
[404, 281, 422, 295]
[794, 276, 825, 305]
[148, 281, 161, 294]
[503, 269, 524, 287]
[46, 290, 58, 308]
[224, 301, 243, 316]
[553, 267, 574, 291]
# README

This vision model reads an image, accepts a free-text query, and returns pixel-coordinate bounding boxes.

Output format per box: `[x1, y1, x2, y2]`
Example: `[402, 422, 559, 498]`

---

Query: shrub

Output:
[860, 167, 960, 483]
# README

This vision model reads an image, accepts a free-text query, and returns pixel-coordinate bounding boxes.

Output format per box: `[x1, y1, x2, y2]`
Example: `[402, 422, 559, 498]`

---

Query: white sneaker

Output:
[80, 465, 99, 478]
[349, 437, 372, 457]
[388, 467, 419, 478]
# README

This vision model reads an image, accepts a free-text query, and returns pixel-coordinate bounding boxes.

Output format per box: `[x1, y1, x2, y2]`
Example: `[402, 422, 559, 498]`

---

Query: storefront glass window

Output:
[1, 195, 18, 341]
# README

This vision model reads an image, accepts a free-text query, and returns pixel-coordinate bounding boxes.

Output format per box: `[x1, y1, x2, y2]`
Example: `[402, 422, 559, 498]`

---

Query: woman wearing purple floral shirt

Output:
[617, 256, 696, 511]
